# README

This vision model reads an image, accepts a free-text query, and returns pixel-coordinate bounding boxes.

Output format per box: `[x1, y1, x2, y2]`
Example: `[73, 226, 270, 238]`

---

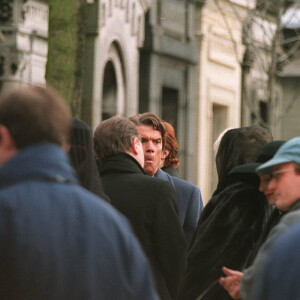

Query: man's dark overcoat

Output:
[98, 153, 188, 300]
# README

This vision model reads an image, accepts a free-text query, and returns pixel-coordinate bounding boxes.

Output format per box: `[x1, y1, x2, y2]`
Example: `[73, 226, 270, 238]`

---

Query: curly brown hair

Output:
[162, 121, 180, 168]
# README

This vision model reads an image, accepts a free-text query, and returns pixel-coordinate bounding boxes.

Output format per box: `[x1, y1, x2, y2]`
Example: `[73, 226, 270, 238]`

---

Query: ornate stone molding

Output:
[23, 0, 48, 36]
[0, 47, 24, 78]
[0, 0, 48, 89]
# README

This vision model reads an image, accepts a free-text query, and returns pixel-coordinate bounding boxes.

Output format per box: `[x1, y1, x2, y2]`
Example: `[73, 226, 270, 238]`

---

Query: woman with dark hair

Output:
[214, 126, 273, 195]
[199, 126, 273, 225]
[69, 118, 110, 202]
[160, 121, 180, 178]
[178, 126, 273, 300]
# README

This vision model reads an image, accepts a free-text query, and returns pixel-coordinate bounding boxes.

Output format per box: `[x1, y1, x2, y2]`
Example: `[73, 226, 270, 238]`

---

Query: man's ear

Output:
[0, 125, 15, 150]
[161, 149, 170, 159]
[130, 137, 140, 155]
[0, 125, 18, 166]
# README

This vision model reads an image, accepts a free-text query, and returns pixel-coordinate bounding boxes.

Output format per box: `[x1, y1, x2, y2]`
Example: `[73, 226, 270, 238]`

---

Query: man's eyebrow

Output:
[141, 137, 161, 142]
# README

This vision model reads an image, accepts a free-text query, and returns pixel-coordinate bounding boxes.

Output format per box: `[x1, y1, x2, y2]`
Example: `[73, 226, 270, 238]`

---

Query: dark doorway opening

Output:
[162, 86, 179, 132]
[102, 61, 117, 120]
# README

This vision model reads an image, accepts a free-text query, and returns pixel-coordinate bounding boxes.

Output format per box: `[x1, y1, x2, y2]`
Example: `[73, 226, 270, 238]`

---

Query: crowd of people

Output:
[1, 84, 300, 299]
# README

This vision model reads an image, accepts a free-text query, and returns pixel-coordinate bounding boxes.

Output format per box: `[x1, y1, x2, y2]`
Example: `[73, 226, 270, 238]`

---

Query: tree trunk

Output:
[46, 0, 85, 117]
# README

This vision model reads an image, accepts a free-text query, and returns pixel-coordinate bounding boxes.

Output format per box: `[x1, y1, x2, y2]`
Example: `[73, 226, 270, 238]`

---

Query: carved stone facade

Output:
[81, 0, 151, 128]
[0, 0, 48, 92]
[279, 3, 300, 140]
[139, 0, 200, 183]
[1, 0, 278, 203]
[240, 6, 281, 140]
[196, 0, 250, 202]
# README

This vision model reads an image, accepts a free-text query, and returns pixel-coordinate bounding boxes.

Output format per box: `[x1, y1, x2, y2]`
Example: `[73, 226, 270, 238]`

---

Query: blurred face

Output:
[259, 174, 275, 205]
[137, 125, 163, 176]
[267, 162, 300, 212]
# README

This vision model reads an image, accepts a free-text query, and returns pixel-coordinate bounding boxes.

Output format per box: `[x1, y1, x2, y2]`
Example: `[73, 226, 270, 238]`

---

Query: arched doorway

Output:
[102, 61, 117, 120]
[101, 43, 126, 120]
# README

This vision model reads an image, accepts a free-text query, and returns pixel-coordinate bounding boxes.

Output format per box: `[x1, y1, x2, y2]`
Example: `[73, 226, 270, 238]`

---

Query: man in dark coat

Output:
[0, 86, 159, 300]
[130, 112, 203, 244]
[94, 116, 188, 300]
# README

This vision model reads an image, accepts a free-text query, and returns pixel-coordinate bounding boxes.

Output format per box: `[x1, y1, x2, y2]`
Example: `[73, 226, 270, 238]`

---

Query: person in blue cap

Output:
[229, 140, 286, 262]
[220, 137, 300, 300]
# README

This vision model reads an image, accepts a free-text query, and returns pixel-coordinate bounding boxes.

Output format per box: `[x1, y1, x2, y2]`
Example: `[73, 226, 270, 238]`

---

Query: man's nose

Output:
[145, 141, 155, 152]
[268, 178, 276, 189]
[146, 147, 154, 153]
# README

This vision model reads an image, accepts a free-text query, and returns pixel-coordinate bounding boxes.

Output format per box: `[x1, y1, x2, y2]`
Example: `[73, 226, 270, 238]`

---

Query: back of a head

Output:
[0, 85, 71, 149]
[70, 118, 110, 201]
[71, 118, 92, 147]
[216, 126, 272, 190]
[162, 121, 179, 168]
[94, 116, 139, 160]
[70, 118, 95, 183]
[129, 112, 166, 147]
[256, 140, 286, 163]
[213, 127, 234, 156]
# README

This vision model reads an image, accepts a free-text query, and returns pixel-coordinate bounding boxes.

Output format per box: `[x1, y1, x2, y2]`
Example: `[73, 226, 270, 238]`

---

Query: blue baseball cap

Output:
[257, 137, 300, 174]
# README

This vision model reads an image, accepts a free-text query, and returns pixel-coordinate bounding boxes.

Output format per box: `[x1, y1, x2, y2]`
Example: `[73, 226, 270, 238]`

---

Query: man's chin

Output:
[144, 166, 156, 176]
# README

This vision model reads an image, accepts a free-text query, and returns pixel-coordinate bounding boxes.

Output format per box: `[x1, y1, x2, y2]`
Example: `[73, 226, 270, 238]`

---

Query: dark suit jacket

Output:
[98, 153, 187, 300]
[162, 166, 180, 178]
[155, 168, 203, 244]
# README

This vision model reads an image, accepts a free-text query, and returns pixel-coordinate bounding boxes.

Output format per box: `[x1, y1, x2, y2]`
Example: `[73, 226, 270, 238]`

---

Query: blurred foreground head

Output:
[0, 85, 71, 149]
